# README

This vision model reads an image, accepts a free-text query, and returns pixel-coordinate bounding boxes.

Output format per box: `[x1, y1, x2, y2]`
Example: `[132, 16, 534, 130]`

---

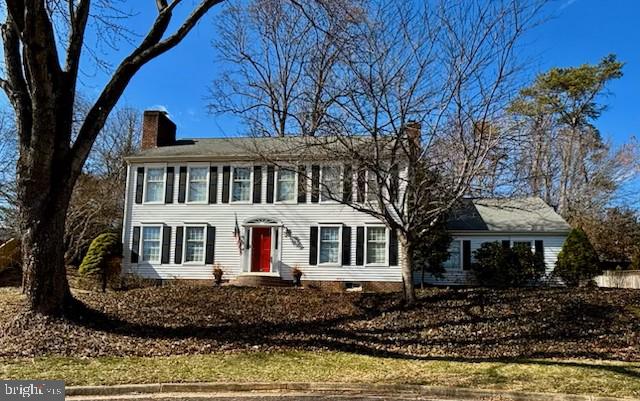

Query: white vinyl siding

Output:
[319, 226, 341, 265]
[184, 226, 206, 263]
[144, 168, 165, 203]
[187, 167, 208, 203]
[232, 167, 251, 202]
[122, 162, 409, 283]
[365, 226, 386, 265]
[276, 168, 296, 202]
[142, 226, 162, 262]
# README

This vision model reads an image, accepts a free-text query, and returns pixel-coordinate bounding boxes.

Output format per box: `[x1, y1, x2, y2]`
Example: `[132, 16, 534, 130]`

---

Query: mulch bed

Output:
[1, 283, 639, 360]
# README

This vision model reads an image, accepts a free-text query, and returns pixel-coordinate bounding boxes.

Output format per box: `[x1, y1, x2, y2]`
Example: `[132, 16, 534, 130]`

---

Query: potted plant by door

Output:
[292, 265, 303, 287]
[213, 264, 224, 286]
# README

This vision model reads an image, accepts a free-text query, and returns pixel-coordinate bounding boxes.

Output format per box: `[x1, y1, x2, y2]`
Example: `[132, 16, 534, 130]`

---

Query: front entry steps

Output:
[231, 274, 293, 288]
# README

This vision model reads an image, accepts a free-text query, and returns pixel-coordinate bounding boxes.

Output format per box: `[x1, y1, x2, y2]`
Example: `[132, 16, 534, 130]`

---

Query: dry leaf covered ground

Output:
[1, 284, 639, 360]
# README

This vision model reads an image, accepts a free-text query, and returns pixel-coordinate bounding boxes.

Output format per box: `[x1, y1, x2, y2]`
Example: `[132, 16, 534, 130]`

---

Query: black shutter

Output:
[463, 240, 471, 270]
[266, 166, 275, 203]
[502, 240, 510, 249]
[131, 226, 140, 263]
[343, 164, 352, 202]
[535, 240, 544, 254]
[174, 226, 184, 264]
[342, 226, 351, 266]
[177, 166, 187, 203]
[355, 226, 364, 265]
[356, 169, 366, 203]
[165, 167, 174, 204]
[253, 166, 262, 203]
[311, 165, 320, 203]
[222, 166, 230, 203]
[208, 166, 218, 204]
[161, 226, 171, 264]
[389, 229, 398, 266]
[309, 226, 318, 265]
[205, 226, 215, 264]
[390, 165, 399, 203]
[135, 167, 144, 204]
[297, 165, 307, 203]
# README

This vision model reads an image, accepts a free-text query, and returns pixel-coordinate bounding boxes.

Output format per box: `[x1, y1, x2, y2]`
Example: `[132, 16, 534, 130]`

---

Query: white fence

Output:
[594, 270, 640, 289]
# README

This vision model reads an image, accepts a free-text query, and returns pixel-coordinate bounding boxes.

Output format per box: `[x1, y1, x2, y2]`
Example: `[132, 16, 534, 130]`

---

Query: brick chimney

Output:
[141, 110, 176, 150]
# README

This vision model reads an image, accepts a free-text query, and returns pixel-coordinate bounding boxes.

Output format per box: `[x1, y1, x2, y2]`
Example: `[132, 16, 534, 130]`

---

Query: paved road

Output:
[70, 392, 496, 401]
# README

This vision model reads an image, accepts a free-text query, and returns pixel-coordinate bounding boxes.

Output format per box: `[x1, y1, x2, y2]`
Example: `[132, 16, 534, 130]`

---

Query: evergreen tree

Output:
[554, 228, 601, 286]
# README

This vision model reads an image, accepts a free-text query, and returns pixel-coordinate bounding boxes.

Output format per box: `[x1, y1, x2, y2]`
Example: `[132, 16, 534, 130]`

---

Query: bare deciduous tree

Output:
[242, 0, 543, 303]
[209, 0, 364, 137]
[1, 0, 223, 315]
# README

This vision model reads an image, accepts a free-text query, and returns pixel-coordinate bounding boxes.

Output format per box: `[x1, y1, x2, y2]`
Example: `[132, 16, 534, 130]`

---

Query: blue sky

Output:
[89, 0, 638, 145]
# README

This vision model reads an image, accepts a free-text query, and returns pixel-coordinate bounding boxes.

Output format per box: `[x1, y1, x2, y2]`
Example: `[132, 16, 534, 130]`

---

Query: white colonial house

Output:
[121, 110, 570, 289]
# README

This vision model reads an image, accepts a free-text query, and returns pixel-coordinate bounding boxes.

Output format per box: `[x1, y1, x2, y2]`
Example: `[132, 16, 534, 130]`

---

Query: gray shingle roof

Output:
[447, 197, 570, 233]
[126, 136, 385, 162]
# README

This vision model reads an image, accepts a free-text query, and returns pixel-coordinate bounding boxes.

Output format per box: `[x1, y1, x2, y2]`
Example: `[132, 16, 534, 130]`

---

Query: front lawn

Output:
[1, 285, 639, 360]
[2, 351, 640, 398]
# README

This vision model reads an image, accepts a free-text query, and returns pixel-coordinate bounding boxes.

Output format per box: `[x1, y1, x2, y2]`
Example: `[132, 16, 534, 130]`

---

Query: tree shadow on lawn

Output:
[61, 287, 640, 381]
[62, 296, 640, 379]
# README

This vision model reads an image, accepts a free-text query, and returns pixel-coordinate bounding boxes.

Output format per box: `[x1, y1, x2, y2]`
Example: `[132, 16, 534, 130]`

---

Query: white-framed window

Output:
[320, 165, 341, 202]
[366, 170, 378, 203]
[443, 240, 461, 270]
[513, 241, 532, 250]
[184, 226, 206, 263]
[141, 226, 162, 262]
[232, 166, 252, 202]
[318, 225, 341, 265]
[144, 167, 165, 203]
[365, 226, 387, 265]
[276, 168, 296, 202]
[187, 166, 209, 203]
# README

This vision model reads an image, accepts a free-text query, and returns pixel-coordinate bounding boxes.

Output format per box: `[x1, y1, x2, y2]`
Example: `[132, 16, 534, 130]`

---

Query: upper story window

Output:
[144, 168, 165, 203]
[142, 226, 162, 262]
[319, 226, 341, 264]
[276, 168, 296, 202]
[366, 170, 378, 203]
[366, 226, 387, 265]
[232, 167, 251, 202]
[188, 167, 208, 202]
[185, 226, 205, 263]
[321, 165, 341, 202]
[442, 240, 461, 270]
[513, 241, 532, 250]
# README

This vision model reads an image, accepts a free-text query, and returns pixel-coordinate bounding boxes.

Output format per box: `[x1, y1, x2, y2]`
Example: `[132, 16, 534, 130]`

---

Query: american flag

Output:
[233, 213, 244, 254]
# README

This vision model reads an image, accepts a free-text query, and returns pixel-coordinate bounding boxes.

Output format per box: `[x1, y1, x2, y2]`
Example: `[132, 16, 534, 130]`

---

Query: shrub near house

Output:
[472, 242, 545, 287]
[554, 228, 601, 286]
[79, 233, 122, 276]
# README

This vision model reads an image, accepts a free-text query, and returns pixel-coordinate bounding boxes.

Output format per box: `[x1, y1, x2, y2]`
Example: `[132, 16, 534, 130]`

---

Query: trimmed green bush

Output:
[79, 233, 122, 276]
[554, 228, 601, 286]
[472, 242, 545, 287]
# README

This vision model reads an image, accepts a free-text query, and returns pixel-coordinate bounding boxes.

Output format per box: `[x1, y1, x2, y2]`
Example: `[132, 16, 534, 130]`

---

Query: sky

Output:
[84, 0, 639, 145]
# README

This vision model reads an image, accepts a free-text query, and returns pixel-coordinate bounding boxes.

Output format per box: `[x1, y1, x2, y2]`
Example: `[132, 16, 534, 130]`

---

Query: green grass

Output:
[2, 351, 640, 398]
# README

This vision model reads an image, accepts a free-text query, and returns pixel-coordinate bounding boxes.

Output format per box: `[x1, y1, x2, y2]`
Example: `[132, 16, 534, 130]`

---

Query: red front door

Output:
[251, 227, 272, 272]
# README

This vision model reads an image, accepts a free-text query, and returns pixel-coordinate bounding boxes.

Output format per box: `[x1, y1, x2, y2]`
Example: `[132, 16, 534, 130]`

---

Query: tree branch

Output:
[70, 0, 223, 178]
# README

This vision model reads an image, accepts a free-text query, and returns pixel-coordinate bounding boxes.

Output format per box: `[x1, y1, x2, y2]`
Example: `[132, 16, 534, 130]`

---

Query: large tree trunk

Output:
[20, 202, 72, 315]
[17, 124, 75, 315]
[399, 232, 416, 306]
